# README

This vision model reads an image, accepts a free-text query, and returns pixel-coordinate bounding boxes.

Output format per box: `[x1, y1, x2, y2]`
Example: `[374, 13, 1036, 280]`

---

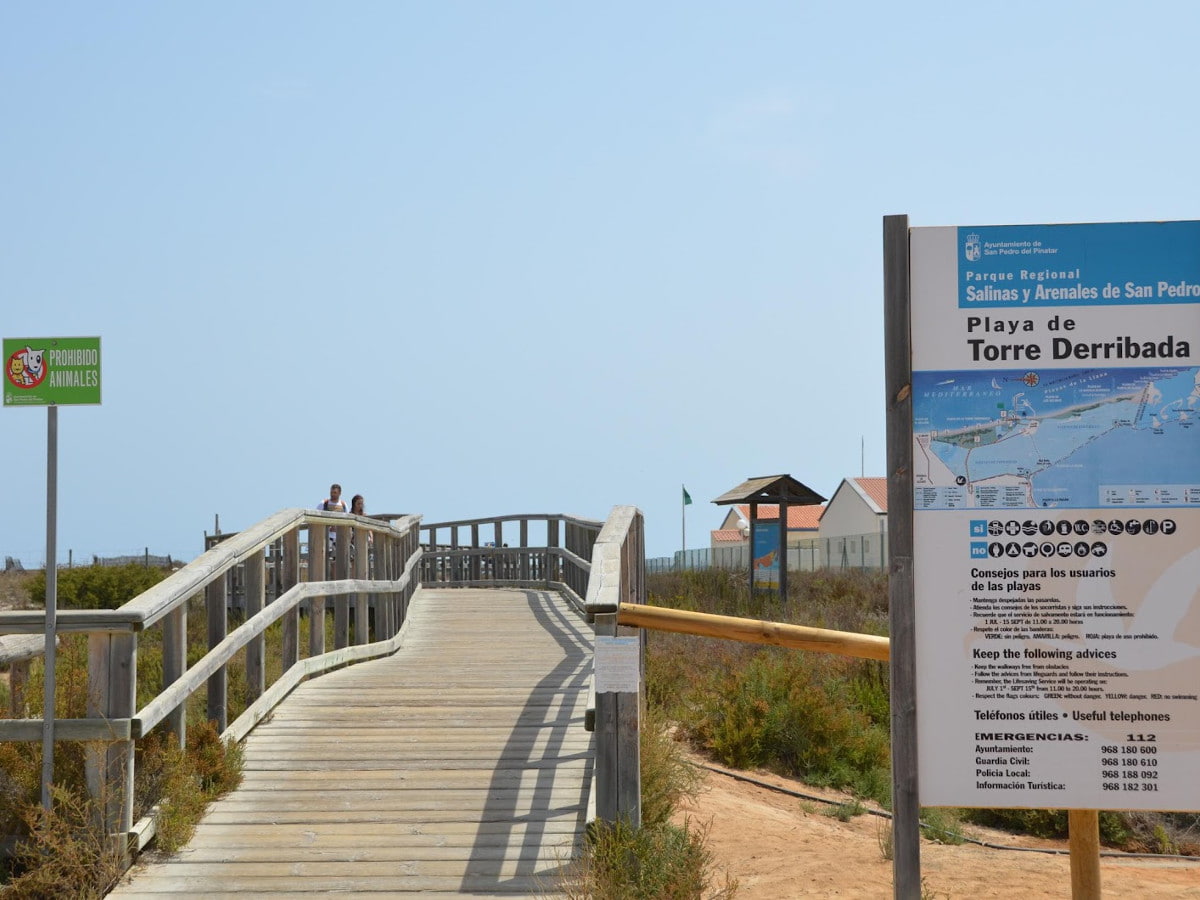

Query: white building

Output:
[817, 477, 889, 569]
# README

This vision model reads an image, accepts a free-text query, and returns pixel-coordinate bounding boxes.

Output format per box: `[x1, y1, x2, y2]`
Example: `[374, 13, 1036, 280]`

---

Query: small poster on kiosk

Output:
[752, 520, 781, 590]
[909, 221, 1200, 810]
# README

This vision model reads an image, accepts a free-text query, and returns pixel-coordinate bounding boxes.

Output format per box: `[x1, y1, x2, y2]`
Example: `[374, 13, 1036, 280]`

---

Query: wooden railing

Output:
[0, 507, 422, 859]
[420, 513, 602, 612]
[583, 506, 646, 827]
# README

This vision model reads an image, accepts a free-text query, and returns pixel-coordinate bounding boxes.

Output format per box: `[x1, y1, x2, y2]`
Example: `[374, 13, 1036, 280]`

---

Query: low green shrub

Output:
[959, 808, 1129, 846]
[28, 564, 169, 611]
[639, 712, 702, 830]
[563, 818, 736, 900]
[824, 799, 866, 821]
[555, 708, 735, 898]
[669, 647, 891, 805]
[134, 722, 243, 852]
[918, 807, 966, 845]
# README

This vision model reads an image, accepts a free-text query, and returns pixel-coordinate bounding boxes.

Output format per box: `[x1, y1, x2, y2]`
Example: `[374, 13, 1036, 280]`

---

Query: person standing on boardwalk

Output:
[318, 483, 348, 512]
[318, 483, 349, 563]
[347, 494, 374, 572]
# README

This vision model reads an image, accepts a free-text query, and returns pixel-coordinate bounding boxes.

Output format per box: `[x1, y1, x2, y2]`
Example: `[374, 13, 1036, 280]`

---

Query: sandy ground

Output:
[678, 756, 1200, 899]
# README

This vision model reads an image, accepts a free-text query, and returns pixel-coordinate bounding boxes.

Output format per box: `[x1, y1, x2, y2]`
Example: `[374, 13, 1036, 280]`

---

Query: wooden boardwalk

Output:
[109, 587, 594, 898]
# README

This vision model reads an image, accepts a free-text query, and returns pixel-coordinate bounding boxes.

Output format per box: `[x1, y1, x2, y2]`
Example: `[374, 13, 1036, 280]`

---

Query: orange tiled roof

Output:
[711, 529, 745, 543]
[735, 503, 824, 530]
[851, 477, 889, 513]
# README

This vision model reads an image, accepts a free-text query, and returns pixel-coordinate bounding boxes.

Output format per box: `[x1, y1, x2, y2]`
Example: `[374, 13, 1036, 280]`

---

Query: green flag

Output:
[682, 486, 693, 506]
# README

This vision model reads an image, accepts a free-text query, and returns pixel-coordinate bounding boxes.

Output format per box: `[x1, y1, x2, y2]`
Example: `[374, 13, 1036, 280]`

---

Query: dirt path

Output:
[677, 757, 1200, 898]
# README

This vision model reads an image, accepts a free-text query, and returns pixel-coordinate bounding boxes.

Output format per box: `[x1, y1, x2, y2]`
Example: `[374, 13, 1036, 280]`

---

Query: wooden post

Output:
[471, 523, 480, 580]
[884, 212, 921, 899]
[379, 536, 393, 638]
[334, 524, 350, 649]
[354, 526, 369, 644]
[779, 502, 788, 606]
[1069, 810, 1102, 899]
[86, 631, 137, 861]
[519, 518, 529, 581]
[308, 523, 327, 659]
[10, 659, 29, 717]
[548, 518, 559, 582]
[425, 525, 436, 583]
[244, 549, 265, 702]
[162, 604, 187, 746]
[205, 569, 228, 731]
[592, 612, 642, 826]
[282, 527, 300, 670]
[494, 521, 504, 579]
[748, 502, 757, 596]
[593, 611, 619, 823]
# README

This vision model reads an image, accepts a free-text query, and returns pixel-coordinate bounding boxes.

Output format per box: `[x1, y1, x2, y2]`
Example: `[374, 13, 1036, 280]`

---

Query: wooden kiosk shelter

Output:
[712, 474, 826, 602]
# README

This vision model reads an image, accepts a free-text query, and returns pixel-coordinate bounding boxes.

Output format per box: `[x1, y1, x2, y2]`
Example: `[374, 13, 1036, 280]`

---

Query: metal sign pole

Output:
[42, 404, 58, 811]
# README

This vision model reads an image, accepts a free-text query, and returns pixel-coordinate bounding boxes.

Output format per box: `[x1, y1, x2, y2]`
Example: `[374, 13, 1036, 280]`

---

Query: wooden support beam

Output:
[86, 631, 137, 862]
[334, 525, 350, 650]
[244, 549, 265, 702]
[354, 527, 369, 645]
[281, 527, 300, 670]
[307, 523, 327, 659]
[205, 571, 228, 731]
[161, 605, 186, 746]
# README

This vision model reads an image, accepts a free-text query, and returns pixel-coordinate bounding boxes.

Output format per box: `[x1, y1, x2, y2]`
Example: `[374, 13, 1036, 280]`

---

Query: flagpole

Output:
[681, 484, 686, 572]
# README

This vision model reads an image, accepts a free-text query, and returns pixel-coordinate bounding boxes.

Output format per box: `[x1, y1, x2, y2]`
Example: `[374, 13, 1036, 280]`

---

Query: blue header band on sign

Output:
[958, 221, 1200, 309]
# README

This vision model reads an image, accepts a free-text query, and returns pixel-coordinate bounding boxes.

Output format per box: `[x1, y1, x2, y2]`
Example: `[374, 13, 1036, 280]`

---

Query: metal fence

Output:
[4, 551, 176, 572]
[647, 530, 889, 575]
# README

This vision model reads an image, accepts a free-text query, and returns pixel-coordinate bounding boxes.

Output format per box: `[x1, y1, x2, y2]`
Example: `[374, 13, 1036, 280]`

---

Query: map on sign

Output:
[912, 367, 1200, 510]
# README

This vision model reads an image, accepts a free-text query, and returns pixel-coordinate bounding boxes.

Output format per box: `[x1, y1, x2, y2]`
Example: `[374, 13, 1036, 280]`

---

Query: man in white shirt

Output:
[318, 483, 348, 512]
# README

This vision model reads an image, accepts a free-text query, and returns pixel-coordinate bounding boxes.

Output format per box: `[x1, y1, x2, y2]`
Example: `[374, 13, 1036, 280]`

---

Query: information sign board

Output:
[3, 336, 102, 406]
[910, 221, 1200, 810]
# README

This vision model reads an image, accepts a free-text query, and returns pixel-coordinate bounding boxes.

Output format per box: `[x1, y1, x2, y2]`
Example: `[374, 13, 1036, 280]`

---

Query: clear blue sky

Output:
[3, 2, 1198, 564]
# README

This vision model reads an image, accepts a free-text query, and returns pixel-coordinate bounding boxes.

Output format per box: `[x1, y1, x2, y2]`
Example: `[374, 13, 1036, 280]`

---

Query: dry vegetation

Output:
[0, 566, 243, 897]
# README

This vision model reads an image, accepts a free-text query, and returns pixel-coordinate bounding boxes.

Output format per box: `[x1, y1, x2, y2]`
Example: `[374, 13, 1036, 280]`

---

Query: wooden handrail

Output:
[0, 634, 49, 665]
[422, 512, 602, 531]
[616, 603, 890, 662]
[423, 544, 591, 572]
[123, 510, 419, 628]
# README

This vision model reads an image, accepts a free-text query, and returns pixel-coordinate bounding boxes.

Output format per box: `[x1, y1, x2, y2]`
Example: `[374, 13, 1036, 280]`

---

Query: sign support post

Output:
[1068, 810, 1101, 898]
[883, 214, 921, 898]
[42, 405, 58, 810]
[4, 336, 102, 813]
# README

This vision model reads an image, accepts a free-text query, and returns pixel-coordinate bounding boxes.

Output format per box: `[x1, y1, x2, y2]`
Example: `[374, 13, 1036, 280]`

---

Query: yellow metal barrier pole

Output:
[616, 602, 889, 662]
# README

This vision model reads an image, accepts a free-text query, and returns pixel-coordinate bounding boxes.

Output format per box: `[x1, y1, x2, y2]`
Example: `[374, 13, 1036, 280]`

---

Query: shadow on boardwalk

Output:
[465, 590, 594, 892]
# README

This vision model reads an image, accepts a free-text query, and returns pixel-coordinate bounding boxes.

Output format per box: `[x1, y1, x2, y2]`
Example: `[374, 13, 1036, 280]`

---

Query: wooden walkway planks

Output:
[109, 587, 594, 898]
